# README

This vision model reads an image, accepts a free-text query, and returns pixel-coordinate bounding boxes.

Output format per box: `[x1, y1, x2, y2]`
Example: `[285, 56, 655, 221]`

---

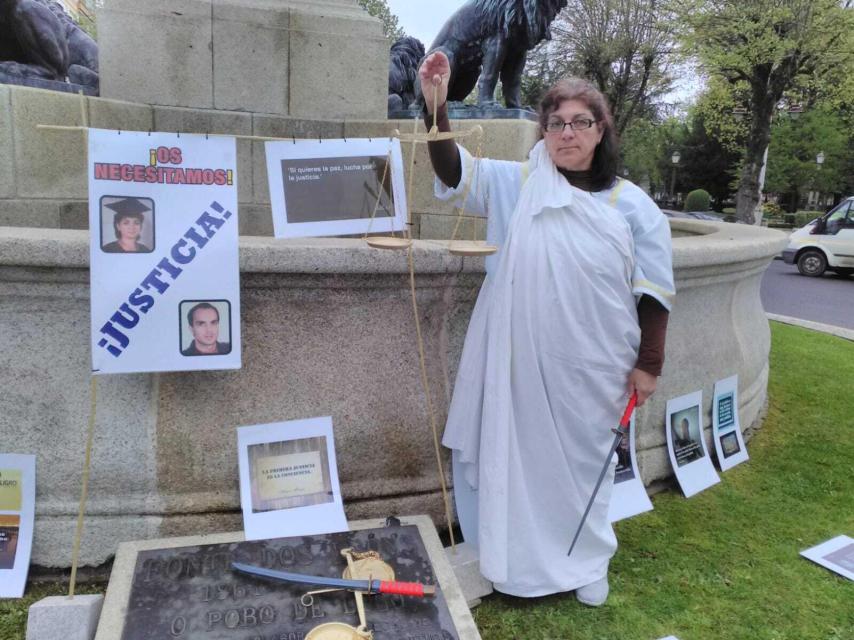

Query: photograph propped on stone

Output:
[666, 391, 721, 498]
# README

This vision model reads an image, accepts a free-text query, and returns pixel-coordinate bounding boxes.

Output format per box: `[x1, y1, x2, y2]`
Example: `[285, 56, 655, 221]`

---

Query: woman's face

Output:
[116, 216, 142, 242]
[543, 99, 604, 171]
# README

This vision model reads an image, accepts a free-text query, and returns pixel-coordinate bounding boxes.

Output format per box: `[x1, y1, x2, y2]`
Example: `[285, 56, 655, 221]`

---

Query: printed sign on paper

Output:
[88, 129, 240, 374]
[609, 414, 654, 523]
[266, 138, 407, 238]
[801, 535, 854, 582]
[712, 375, 749, 470]
[238, 417, 346, 540]
[665, 391, 720, 498]
[0, 455, 35, 598]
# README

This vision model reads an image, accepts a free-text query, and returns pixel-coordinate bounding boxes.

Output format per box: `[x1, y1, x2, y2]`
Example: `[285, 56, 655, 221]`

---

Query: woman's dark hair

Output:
[538, 78, 620, 191]
[113, 211, 144, 238]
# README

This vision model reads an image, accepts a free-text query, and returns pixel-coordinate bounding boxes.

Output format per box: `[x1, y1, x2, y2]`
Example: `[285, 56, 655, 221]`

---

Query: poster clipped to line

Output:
[265, 138, 407, 239]
[88, 129, 241, 374]
[0, 454, 35, 598]
[237, 416, 347, 541]
[609, 413, 653, 523]
[800, 535, 854, 582]
[666, 391, 720, 498]
[712, 375, 749, 471]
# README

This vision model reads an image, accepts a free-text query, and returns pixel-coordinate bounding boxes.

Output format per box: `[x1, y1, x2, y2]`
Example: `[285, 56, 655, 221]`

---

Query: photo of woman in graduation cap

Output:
[100, 196, 154, 253]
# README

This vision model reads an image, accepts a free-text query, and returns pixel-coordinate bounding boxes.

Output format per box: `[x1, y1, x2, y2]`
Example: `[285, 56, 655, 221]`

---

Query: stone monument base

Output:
[95, 515, 480, 640]
[0, 73, 97, 96]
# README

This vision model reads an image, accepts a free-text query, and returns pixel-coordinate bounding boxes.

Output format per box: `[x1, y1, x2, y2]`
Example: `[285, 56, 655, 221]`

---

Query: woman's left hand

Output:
[628, 368, 657, 407]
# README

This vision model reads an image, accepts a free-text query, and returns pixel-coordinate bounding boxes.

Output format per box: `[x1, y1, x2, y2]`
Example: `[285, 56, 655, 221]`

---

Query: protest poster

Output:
[666, 391, 720, 498]
[0, 454, 35, 598]
[712, 375, 749, 470]
[237, 416, 347, 540]
[265, 138, 407, 238]
[609, 413, 654, 523]
[88, 130, 240, 374]
[800, 535, 854, 581]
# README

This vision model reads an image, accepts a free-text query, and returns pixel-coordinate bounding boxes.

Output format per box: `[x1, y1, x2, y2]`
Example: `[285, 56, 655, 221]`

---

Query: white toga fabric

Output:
[437, 141, 675, 597]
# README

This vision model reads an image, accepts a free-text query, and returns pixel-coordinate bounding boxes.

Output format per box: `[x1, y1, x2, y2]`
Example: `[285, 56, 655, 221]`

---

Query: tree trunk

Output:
[735, 76, 775, 225]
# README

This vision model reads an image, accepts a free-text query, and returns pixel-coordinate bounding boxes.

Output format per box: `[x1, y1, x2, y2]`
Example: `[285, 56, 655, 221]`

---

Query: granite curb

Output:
[767, 313, 854, 342]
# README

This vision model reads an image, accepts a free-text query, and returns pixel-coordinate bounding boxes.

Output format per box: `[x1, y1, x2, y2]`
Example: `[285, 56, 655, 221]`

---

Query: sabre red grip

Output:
[376, 580, 436, 598]
[619, 392, 638, 429]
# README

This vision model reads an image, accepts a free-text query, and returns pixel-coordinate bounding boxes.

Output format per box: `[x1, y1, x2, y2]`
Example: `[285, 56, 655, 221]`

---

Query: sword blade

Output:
[567, 392, 638, 558]
[232, 562, 371, 592]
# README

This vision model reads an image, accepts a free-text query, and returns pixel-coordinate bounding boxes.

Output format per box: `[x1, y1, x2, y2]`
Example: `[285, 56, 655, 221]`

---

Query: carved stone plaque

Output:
[120, 525, 458, 640]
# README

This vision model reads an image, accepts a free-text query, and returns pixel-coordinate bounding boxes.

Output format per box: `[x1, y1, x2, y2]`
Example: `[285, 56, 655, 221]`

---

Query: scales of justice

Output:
[364, 76, 498, 258]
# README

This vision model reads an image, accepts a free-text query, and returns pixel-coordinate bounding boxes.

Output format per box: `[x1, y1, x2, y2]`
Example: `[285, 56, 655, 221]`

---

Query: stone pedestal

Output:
[96, 0, 388, 119]
[445, 542, 493, 608]
[26, 595, 104, 640]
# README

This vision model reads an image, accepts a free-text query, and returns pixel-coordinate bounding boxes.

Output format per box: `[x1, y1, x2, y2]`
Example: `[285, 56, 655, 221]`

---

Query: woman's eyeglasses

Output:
[544, 118, 598, 133]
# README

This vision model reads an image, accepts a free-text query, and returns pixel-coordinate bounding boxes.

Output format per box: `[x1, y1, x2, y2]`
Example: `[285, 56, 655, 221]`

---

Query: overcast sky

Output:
[386, 0, 466, 48]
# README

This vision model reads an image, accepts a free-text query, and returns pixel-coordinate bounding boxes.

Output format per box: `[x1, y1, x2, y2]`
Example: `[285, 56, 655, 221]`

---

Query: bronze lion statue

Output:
[415, 0, 567, 109]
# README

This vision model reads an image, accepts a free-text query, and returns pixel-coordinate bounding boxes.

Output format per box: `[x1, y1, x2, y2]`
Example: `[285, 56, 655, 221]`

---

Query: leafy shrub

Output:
[763, 201, 782, 218]
[684, 189, 711, 212]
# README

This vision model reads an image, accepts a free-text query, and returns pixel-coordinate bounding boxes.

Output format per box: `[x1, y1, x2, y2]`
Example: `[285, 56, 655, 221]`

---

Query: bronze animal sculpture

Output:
[416, 0, 567, 109]
[387, 35, 425, 113]
[0, 0, 98, 90]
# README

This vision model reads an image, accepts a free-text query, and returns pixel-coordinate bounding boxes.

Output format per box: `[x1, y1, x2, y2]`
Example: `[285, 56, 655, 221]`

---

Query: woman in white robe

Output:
[419, 53, 676, 604]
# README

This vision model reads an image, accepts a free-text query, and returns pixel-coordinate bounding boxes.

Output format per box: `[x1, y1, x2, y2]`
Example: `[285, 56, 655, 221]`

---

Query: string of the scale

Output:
[361, 86, 496, 550]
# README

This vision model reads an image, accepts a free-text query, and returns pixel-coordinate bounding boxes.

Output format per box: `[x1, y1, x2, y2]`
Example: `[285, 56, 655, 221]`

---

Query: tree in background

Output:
[682, 0, 854, 224]
[357, 0, 405, 41]
[522, 0, 678, 133]
[764, 108, 852, 212]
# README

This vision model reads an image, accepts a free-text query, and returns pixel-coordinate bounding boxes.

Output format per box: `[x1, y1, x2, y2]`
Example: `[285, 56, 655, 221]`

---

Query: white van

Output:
[782, 197, 854, 277]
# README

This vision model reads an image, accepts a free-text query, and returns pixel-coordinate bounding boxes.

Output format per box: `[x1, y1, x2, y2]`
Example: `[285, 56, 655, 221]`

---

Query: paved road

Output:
[761, 259, 854, 330]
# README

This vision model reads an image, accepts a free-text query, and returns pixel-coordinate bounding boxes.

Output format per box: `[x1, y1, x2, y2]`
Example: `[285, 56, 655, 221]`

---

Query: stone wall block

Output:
[0, 85, 14, 198]
[212, 1, 290, 115]
[251, 115, 344, 204]
[288, 12, 387, 120]
[238, 203, 274, 236]
[0, 200, 60, 228]
[97, 0, 213, 108]
[419, 213, 486, 242]
[87, 98, 154, 134]
[154, 106, 253, 203]
[11, 86, 87, 199]
[59, 201, 89, 229]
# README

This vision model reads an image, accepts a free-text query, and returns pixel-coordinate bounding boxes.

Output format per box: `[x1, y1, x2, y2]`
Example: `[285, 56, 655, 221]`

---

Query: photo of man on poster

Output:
[180, 301, 232, 356]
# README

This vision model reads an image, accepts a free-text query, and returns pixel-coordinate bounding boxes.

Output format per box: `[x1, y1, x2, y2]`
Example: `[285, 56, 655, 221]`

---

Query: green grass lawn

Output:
[2, 322, 852, 639]
[475, 322, 854, 639]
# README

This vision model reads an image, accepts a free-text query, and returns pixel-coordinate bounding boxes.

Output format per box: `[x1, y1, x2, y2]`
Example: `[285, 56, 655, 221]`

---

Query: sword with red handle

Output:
[231, 562, 436, 598]
[567, 391, 638, 558]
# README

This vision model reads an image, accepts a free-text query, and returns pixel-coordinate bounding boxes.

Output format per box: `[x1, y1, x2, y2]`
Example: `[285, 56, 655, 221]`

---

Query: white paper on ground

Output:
[609, 414, 653, 522]
[266, 138, 408, 239]
[237, 416, 347, 540]
[88, 129, 240, 374]
[800, 535, 854, 581]
[0, 454, 35, 598]
[712, 375, 749, 471]
[666, 391, 720, 498]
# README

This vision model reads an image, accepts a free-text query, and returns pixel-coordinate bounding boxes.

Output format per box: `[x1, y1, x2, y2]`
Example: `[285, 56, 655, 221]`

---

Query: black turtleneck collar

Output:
[558, 168, 596, 192]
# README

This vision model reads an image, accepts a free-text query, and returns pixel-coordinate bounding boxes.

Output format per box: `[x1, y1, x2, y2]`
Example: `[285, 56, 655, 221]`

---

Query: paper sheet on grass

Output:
[712, 375, 749, 471]
[800, 535, 854, 581]
[609, 414, 653, 522]
[666, 391, 720, 498]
